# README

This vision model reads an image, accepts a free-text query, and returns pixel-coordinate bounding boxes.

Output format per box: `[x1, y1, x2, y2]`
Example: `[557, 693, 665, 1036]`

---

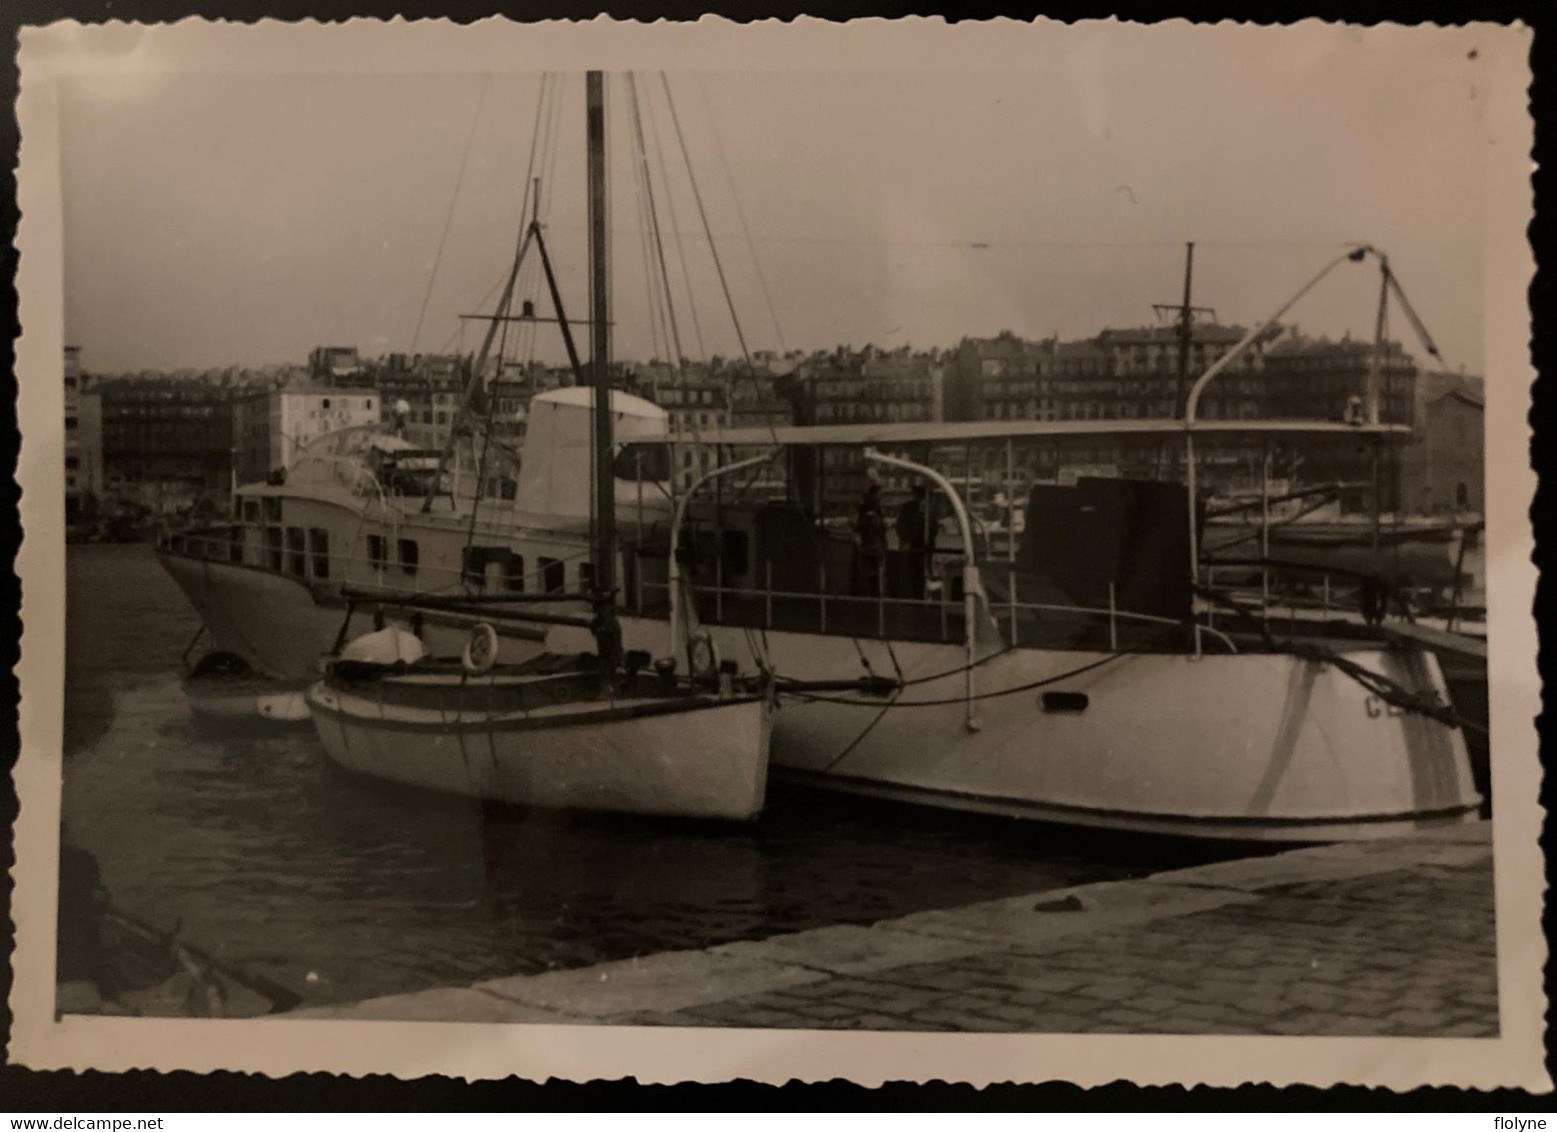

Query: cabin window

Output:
[309, 528, 330, 579]
[286, 527, 306, 577]
[229, 525, 244, 565]
[1456, 482, 1469, 509]
[538, 557, 565, 594]
[367, 534, 386, 568]
[506, 554, 526, 592]
[242, 500, 259, 523]
[398, 538, 419, 576]
[265, 527, 283, 571]
[463, 546, 508, 588]
[263, 496, 282, 523]
[615, 443, 670, 482]
[578, 562, 595, 592]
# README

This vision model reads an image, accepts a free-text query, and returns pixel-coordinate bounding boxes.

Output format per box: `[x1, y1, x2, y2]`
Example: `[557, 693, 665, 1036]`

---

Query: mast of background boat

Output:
[421, 219, 536, 514]
[1367, 253, 1390, 554]
[586, 71, 623, 676]
[1183, 245, 1371, 604]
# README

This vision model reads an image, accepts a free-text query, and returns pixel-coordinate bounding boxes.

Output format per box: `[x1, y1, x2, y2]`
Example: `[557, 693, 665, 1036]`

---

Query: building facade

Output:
[633, 363, 731, 492]
[100, 378, 235, 514]
[64, 346, 104, 524]
[373, 356, 468, 448]
[309, 345, 364, 384]
[1262, 335, 1416, 425]
[811, 347, 945, 510]
[934, 323, 1426, 508]
[1399, 384, 1484, 515]
[232, 385, 381, 486]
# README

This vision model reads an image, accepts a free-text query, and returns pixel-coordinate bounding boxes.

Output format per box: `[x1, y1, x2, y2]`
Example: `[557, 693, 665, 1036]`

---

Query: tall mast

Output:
[1367, 254, 1390, 551]
[1366, 254, 1390, 427]
[586, 71, 621, 671]
[1175, 241, 1195, 418]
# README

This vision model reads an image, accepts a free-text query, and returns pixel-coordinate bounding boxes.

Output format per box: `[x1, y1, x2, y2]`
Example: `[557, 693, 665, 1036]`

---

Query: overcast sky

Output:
[55, 22, 1495, 375]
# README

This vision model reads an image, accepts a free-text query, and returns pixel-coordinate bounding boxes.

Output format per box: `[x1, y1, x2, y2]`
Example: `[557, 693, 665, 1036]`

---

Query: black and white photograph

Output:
[8, 17, 1543, 1089]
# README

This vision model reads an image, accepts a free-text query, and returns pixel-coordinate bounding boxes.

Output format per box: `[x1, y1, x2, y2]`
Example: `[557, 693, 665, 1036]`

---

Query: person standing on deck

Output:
[57, 837, 118, 1008]
[855, 480, 887, 598]
[895, 482, 935, 600]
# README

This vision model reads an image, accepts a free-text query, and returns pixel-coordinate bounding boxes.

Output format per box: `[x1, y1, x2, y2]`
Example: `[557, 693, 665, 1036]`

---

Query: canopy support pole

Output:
[866, 447, 983, 732]
[667, 450, 780, 667]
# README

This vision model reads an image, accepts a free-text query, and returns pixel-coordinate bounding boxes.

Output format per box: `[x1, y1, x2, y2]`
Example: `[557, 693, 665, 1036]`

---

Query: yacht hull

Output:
[306, 678, 773, 821]
[598, 617, 1482, 841]
[157, 551, 547, 681]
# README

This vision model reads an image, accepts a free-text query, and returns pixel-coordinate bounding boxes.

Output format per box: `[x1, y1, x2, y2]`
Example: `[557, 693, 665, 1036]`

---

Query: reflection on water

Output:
[63, 544, 1247, 1007]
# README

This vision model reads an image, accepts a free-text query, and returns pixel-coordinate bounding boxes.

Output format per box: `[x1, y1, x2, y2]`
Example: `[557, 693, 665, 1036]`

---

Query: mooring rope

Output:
[1194, 584, 1485, 734]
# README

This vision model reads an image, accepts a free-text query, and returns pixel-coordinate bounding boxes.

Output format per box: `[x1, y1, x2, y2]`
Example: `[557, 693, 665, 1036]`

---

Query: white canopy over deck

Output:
[684, 417, 1411, 449]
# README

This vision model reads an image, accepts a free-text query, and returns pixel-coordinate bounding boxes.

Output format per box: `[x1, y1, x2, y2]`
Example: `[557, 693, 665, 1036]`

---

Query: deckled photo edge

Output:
[6, 18, 1546, 1092]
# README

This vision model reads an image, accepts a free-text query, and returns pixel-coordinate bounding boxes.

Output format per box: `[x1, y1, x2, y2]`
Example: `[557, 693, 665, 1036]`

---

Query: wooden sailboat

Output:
[304, 73, 774, 822]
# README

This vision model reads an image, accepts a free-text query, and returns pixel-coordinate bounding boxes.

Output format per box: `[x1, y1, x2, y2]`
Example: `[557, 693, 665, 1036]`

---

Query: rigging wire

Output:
[659, 71, 754, 369]
[455, 72, 557, 560]
[627, 74, 689, 372]
[695, 73, 787, 354]
[410, 73, 493, 356]
[624, 76, 670, 369]
[781, 650, 1131, 710]
[528, 228, 1378, 253]
[644, 78, 707, 364]
[434, 266, 510, 356]
[526, 76, 569, 366]
[818, 687, 901, 773]
[1194, 585, 1485, 734]
[627, 119, 665, 366]
[652, 71, 788, 498]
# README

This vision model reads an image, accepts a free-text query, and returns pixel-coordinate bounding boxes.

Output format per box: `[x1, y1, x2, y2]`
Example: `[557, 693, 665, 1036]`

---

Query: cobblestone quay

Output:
[296, 822, 1495, 1037]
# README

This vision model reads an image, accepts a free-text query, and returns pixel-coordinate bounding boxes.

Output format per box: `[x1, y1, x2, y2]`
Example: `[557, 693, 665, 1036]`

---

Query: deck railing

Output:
[631, 565, 1240, 655]
[163, 525, 1407, 658]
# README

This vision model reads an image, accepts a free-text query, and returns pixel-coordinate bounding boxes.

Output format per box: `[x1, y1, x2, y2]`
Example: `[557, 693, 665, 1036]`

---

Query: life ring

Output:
[688, 631, 720, 682]
[462, 623, 500, 675]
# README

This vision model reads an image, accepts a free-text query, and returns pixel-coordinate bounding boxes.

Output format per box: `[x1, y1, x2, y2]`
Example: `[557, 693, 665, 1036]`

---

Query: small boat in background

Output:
[181, 651, 312, 726]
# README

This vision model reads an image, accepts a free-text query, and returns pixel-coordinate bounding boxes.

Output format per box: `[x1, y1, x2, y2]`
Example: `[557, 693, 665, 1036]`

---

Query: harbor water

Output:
[62, 543, 1253, 1010]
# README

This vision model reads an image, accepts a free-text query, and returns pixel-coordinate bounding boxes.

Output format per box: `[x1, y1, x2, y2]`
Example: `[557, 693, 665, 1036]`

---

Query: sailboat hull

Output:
[306, 678, 773, 821]
[596, 617, 1481, 841]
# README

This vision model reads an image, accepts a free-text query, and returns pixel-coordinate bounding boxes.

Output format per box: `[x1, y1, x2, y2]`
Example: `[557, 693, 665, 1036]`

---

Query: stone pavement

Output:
[292, 821, 1496, 1037]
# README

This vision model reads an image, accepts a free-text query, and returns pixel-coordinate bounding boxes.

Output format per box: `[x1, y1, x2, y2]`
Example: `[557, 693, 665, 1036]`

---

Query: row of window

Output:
[105, 405, 223, 418]
[815, 403, 933, 423]
[305, 398, 374, 411]
[669, 412, 722, 432]
[238, 498, 285, 523]
[354, 533, 569, 594]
